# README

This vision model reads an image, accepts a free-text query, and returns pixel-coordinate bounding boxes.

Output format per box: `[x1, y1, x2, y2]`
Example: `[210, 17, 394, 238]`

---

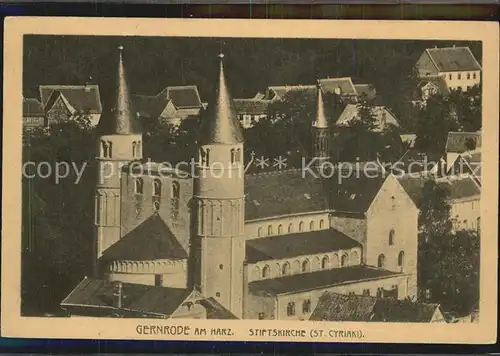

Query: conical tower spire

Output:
[313, 81, 329, 129]
[200, 53, 243, 145]
[98, 45, 139, 135]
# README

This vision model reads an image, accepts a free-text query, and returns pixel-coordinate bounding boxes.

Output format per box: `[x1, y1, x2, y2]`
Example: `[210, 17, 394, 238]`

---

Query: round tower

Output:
[95, 46, 142, 260]
[192, 53, 245, 318]
[312, 81, 330, 167]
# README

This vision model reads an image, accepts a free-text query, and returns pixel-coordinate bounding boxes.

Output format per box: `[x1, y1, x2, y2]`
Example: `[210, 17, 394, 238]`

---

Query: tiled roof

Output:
[319, 77, 358, 96]
[326, 172, 387, 214]
[445, 131, 481, 153]
[371, 298, 441, 322]
[426, 46, 482, 72]
[39, 85, 102, 114]
[61, 277, 190, 317]
[23, 98, 44, 116]
[233, 99, 270, 115]
[133, 94, 171, 119]
[159, 85, 202, 109]
[199, 297, 239, 319]
[353, 84, 377, 100]
[101, 214, 188, 261]
[310, 291, 441, 322]
[244, 169, 330, 221]
[309, 292, 378, 321]
[246, 229, 361, 263]
[248, 266, 401, 296]
[336, 104, 400, 131]
[436, 175, 481, 200]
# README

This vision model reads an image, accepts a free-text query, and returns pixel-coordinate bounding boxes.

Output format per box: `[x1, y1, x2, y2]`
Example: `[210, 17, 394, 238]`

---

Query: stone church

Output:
[61, 46, 419, 320]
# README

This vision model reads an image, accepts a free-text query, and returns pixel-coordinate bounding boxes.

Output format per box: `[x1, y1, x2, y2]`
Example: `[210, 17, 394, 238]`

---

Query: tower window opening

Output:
[153, 179, 161, 197]
[134, 178, 144, 194]
[236, 148, 241, 163]
[132, 141, 137, 157]
[389, 229, 395, 245]
[230, 148, 235, 164]
[398, 251, 405, 270]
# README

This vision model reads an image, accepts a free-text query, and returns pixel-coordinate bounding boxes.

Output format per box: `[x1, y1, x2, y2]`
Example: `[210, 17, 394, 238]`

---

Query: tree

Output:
[418, 179, 453, 238]
[448, 84, 482, 132]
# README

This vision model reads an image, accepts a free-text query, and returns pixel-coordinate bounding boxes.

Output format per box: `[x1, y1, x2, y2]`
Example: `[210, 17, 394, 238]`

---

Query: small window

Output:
[134, 178, 144, 194]
[458, 73, 462, 80]
[267, 225, 273, 236]
[278, 224, 283, 234]
[398, 251, 405, 267]
[309, 221, 315, 231]
[172, 181, 180, 199]
[258, 312, 265, 320]
[262, 265, 270, 278]
[467, 72, 471, 80]
[153, 179, 161, 197]
[287, 302, 295, 316]
[378, 254, 386, 268]
[321, 256, 329, 269]
[473, 72, 477, 79]
[299, 221, 304, 232]
[341, 253, 349, 267]
[219, 264, 224, 270]
[302, 299, 311, 314]
[216, 292, 221, 298]
[301, 259, 310, 273]
[282, 262, 290, 275]
[319, 219, 325, 229]
[449, 73, 452, 80]
[288, 223, 293, 233]
[389, 229, 395, 245]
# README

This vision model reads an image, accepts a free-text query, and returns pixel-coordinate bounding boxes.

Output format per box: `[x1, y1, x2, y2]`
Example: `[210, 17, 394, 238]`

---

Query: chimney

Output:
[84, 77, 92, 92]
[113, 281, 123, 309]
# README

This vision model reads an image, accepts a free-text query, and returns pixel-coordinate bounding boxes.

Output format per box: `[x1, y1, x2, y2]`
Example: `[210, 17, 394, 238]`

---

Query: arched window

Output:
[172, 181, 180, 199]
[287, 302, 295, 316]
[302, 299, 311, 314]
[258, 227, 263, 237]
[206, 148, 210, 165]
[132, 141, 137, 157]
[389, 229, 395, 245]
[321, 256, 329, 269]
[282, 262, 291, 276]
[398, 251, 405, 267]
[332, 253, 339, 268]
[477, 217, 480, 231]
[262, 265, 270, 278]
[319, 219, 325, 229]
[153, 180, 161, 197]
[236, 148, 241, 163]
[301, 259, 310, 273]
[288, 223, 293, 233]
[378, 254, 386, 269]
[341, 253, 349, 267]
[309, 221, 315, 231]
[267, 225, 273, 236]
[101, 141, 107, 157]
[278, 224, 283, 234]
[134, 178, 143, 194]
[299, 221, 304, 232]
[351, 250, 359, 265]
[137, 141, 141, 157]
[467, 72, 471, 80]
[108, 142, 113, 158]
[230, 148, 235, 164]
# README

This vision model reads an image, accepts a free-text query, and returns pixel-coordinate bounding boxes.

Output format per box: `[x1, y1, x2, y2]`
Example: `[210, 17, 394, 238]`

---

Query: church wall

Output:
[245, 212, 330, 239]
[247, 246, 362, 283]
[366, 175, 418, 299]
[244, 293, 277, 320]
[329, 215, 367, 260]
[274, 275, 409, 321]
[120, 170, 193, 252]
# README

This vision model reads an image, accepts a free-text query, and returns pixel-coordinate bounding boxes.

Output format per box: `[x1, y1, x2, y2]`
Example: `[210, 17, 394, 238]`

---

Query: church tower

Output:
[192, 53, 245, 318]
[94, 46, 142, 260]
[312, 82, 330, 167]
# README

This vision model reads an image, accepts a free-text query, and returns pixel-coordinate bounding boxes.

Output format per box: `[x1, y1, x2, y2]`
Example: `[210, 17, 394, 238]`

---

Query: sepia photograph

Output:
[2, 18, 498, 343]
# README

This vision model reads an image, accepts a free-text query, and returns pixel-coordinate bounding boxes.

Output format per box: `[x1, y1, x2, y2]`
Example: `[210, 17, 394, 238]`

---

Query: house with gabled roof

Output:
[415, 46, 482, 92]
[335, 104, 400, 132]
[309, 291, 445, 323]
[22, 97, 45, 129]
[233, 98, 271, 128]
[39, 84, 102, 126]
[445, 130, 481, 167]
[62, 48, 420, 322]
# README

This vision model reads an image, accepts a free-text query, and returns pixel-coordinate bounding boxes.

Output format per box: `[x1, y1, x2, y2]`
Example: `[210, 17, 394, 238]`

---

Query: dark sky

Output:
[23, 35, 481, 106]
